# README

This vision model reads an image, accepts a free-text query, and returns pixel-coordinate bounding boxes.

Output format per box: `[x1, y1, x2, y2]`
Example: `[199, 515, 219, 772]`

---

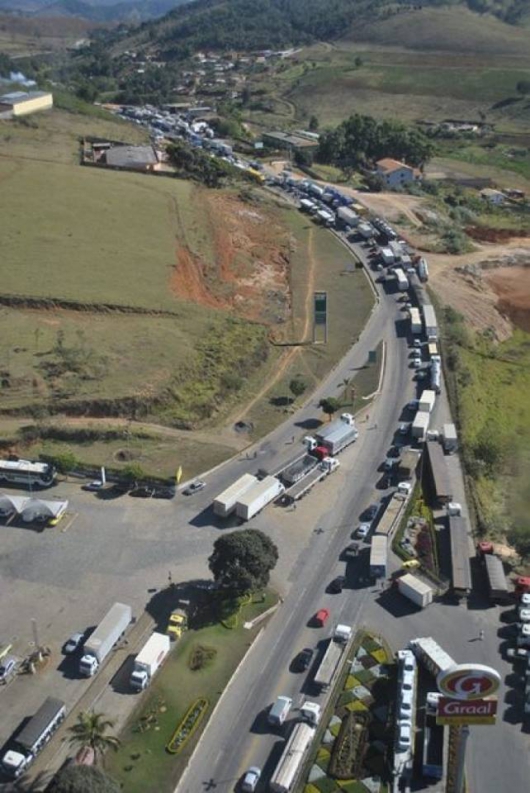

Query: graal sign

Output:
[437, 663, 501, 701]
[436, 697, 497, 726]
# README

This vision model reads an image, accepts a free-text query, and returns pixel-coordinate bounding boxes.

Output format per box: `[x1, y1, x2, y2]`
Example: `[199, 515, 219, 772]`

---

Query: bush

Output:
[329, 711, 370, 780]
[49, 765, 120, 793]
[188, 644, 217, 671]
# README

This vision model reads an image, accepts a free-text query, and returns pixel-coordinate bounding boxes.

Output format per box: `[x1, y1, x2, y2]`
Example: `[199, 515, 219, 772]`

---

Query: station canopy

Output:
[0, 492, 68, 522]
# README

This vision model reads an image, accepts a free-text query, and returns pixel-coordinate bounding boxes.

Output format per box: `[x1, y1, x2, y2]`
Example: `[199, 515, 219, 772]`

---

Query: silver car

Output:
[242, 766, 261, 792]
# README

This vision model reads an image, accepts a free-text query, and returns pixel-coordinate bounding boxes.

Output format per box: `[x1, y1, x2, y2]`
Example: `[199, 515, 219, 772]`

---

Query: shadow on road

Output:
[375, 586, 422, 618]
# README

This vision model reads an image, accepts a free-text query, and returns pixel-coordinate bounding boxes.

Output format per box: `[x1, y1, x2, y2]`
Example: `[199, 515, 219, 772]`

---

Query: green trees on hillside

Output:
[317, 114, 434, 171]
[208, 529, 279, 595]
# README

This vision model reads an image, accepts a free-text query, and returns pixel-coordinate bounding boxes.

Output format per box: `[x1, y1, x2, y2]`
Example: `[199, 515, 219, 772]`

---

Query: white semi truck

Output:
[130, 632, 171, 691]
[235, 476, 285, 521]
[408, 637, 455, 677]
[213, 473, 258, 517]
[79, 602, 132, 677]
[337, 206, 359, 228]
[306, 413, 358, 456]
[394, 268, 409, 291]
[1, 697, 66, 778]
[269, 721, 316, 793]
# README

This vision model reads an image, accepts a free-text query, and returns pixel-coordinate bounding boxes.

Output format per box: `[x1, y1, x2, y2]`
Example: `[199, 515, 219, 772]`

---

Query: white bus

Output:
[269, 722, 316, 793]
[0, 459, 56, 489]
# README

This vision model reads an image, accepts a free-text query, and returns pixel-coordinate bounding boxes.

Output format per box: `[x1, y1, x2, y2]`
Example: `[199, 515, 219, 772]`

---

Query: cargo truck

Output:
[423, 304, 438, 341]
[370, 535, 387, 579]
[130, 632, 170, 691]
[358, 221, 375, 240]
[442, 423, 458, 453]
[299, 198, 316, 213]
[1, 697, 66, 778]
[286, 457, 339, 502]
[418, 390, 436, 414]
[411, 410, 430, 441]
[397, 449, 420, 480]
[213, 473, 258, 518]
[380, 247, 394, 265]
[79, 602, 132, 677]
[394, 268, 409, 291]
[375, 492, 407, 538]
[313, 624, 352, 690]
[305, 413, 358, 456]
[235, 476, 285, 521]
[397, 574, 434, 609]
[269, 721, 316, 793]
[482, 552, 510, 604]
[408, 637, 455, 677]
[282, 455, 319, 486]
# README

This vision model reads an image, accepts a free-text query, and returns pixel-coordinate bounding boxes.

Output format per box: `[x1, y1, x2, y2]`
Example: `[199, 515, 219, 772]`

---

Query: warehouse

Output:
[0, 90, 53, 118]
[262, 130, 319, 157]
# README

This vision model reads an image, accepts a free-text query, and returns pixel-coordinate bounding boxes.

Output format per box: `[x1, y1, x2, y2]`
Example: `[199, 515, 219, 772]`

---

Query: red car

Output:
[314, 608, 330, 627]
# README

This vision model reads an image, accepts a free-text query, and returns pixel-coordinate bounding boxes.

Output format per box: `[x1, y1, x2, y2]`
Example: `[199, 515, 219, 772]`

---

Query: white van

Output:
[268, 695, 293, 727]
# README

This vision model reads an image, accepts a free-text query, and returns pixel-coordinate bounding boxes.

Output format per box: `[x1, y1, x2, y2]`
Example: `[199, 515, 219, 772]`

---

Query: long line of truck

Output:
[313, 624, 352, 691]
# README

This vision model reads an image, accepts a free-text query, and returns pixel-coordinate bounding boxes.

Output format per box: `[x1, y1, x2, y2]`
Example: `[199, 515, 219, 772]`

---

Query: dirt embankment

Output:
[485, 265, 530, 334]
[170, 191, 292, 324]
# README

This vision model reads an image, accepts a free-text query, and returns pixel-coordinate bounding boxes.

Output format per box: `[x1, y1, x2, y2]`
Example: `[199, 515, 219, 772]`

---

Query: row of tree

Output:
[316, 113, 435, 171]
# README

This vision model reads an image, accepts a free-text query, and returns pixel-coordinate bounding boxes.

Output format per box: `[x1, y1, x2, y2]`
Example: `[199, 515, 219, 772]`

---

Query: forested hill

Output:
[119, 0, 530, 57]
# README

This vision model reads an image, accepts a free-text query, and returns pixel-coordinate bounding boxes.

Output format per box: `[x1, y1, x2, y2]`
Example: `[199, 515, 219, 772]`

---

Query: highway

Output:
[175, 236, 530, 793]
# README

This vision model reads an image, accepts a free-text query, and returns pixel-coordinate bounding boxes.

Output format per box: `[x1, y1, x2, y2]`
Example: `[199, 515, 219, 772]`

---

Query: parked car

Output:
[413, 339, 422, 348]
[295, 648, 314, 672]
[415, 370, 428, 381]
[0, 656, 17, 681]
[153, 487, 176, 500]
[364, 504, 379, 520]
[412, 359, 422, 369]
[314, 608, 330, 627]
[63, 632, 84, 655]
[402, 559, 420, 570]
[329, 576, 346, 594]
[356, 523, 371, 540]
[129, 487, 154, 498]
[183, 480, 206, 496]
[399, 423, 410, 435]
[82, 480, 104, 492]
[241, 767, 261, 792]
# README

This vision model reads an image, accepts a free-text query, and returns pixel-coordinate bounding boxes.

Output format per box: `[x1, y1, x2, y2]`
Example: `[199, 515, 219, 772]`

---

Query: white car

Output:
[0, 657, 17, 681]
[413, 339, 422, 348]
[63, 632, 84, 655]
[399, 423, 410, 435]
[356, 523, 371, 539]
[82, 480, 104, 492]
[242, 766, 261, 792]
[397, 721, 412, 750]
[519, 608, 530, 623]
[520, 593, 530, 607]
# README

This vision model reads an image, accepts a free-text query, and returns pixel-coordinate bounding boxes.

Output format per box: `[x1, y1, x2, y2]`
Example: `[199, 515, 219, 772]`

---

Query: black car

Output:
[363, 503, 379, 521]
[129, 487, 154, 498]
[296, 648, 314, 672]
[153, 487, 176, 500]
[329, 576, 346, 594]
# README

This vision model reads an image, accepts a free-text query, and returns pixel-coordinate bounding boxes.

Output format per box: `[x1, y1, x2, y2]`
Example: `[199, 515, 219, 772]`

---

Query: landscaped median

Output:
[105, 590, 277, 793]
[301, 630, 395, 793]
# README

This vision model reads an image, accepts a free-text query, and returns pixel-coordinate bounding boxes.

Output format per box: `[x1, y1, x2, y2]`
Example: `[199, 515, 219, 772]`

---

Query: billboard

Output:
[313, 291, 328, 344]
[436, 697, 497, 726]
[437, 663, 501, 701]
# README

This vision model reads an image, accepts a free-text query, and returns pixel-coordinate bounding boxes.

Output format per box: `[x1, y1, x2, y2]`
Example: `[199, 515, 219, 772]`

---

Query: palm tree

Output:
[68, 711, 120, 762]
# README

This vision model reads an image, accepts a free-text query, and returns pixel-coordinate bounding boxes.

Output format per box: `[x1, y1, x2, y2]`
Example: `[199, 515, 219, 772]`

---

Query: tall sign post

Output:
[313, 291, 328, 344]
[435, 663, 501, 793]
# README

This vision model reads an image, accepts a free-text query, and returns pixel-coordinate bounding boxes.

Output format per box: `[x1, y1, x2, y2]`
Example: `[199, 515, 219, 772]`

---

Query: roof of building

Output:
[376, 157, 413, 174]
[480, 188, 504, 198]
[105, 145, 158, 168]
[0, 90, 51, 105]
[262, 130, 318, 148]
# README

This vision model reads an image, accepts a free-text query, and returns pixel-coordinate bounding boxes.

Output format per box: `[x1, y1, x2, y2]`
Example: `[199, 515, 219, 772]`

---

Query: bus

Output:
[245, 167, 265, 184]
[0, 459, 56, 489]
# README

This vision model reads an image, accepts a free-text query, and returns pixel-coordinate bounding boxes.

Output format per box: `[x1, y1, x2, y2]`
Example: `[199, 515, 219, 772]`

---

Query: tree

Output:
[49, 450, 78, 475]
[319, 397, 340, 421]
[208, 529, 279, 595]
[308, 114, 319, 131]
[516, 80, 530, 95]
[50, 765, 120, 793]
[289, 377, 307, 401]
[122, 462, 145, 484]
[68, 712, 120, 762]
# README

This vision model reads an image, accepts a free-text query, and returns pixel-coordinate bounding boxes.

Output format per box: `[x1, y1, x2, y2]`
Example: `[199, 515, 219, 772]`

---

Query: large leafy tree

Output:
[67, 712, 120, 761]
[208, 529, 279, 594]
[319, 397, 340, 421]
[49, 765, 120, 793]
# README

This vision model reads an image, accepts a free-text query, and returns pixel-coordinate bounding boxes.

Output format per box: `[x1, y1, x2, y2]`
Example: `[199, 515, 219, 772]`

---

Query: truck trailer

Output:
[483, 553, 510, 604]
[213, 473, 258, 517]
[286, 457, 339, 502]
[370, 535, 387, 579]
[397, 449, 420, 480]
[397, 574, 434, 609]
[313, 624, 352, 690]
[408, 637, 455, 677]
[417, 258, 429, 283]
[409, 307, 422, 334]
[1, 697, 66, 778]
[423, 304, 438, 341]
[411, 410, 430, 441]
[358, 221, 375, 240]
[442, 423, 458, 453]
[235, 476, 285, 521]
[380, 246, 394, 266]
[130, 632, 171, 691]
[418, 390, 436, 414]
[422, 715, 444, 779]
[282, 455, 319, 486]
[79, 602, 132, 677]
[430, 358, 441, 394]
